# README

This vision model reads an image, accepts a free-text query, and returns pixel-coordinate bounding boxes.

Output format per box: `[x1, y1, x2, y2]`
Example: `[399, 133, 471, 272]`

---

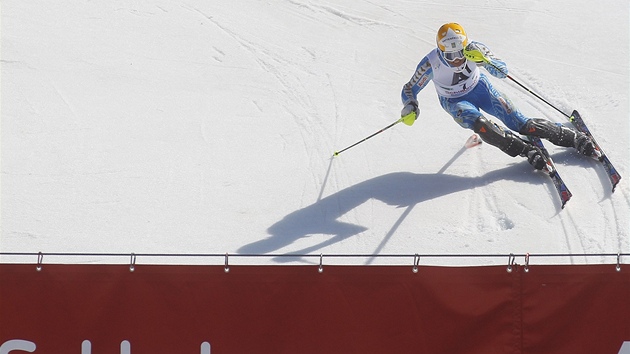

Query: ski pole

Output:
[464, 49, 570, 118]
[502, 71, 570, 119]
[333, 117, 403, 157]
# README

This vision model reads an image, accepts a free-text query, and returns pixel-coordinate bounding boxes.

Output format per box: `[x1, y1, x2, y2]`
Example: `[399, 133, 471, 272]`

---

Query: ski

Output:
[526, 135, 572, 208]
[464, 133, 482, 148]
[568, 110, 621, 192]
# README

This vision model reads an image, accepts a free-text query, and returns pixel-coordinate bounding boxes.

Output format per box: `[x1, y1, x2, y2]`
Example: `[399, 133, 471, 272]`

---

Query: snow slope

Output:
[2, 0, 629, 266]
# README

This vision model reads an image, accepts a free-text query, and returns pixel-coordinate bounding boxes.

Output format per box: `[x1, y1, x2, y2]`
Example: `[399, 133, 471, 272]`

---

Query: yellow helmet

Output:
[436, 23, 468, 52]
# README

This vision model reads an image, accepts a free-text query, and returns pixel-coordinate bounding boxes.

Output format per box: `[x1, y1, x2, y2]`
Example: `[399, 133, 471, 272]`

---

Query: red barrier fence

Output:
[1, 263, 629, 353]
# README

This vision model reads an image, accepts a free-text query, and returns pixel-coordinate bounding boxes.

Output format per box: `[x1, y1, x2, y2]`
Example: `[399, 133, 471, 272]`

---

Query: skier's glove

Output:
[463, 43, 488, 63]
[464, 42, 508, 78]
[401, 100, 419, 126]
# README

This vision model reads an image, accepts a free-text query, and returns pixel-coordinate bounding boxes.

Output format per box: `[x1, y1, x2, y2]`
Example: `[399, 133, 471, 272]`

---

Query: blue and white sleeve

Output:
[471, 41, 508, 78]
[401, 56, 433, 105]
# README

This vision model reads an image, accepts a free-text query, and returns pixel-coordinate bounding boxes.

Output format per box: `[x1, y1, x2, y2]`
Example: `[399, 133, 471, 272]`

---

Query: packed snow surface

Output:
[2, 0, 629, 266]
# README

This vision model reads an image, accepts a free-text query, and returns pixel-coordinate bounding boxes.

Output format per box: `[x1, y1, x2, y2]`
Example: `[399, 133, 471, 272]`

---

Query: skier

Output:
[400, 23, 594, 169]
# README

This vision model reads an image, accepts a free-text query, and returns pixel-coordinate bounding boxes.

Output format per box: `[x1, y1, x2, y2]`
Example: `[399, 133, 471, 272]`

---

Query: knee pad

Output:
[519, 118, 576, 147]
[474, 116, 527, 157]
[473, 116, 505, 145]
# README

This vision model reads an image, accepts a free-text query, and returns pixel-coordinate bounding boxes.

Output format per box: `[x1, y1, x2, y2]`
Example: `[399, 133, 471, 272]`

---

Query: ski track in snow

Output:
[458, 146, 515, 236]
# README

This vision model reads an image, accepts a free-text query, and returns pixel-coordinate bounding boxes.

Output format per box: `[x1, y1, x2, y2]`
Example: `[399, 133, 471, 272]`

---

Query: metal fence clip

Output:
[224, 253, 230, 273]
[524, 253, 530, 273]
[413, 254, 420, 273]
[616, 253, 621, 272]
[36, 252, 44, 272]
[318, 254, 324, 273]
[129, 253, 136, 272]
[506, 253, 516, 273]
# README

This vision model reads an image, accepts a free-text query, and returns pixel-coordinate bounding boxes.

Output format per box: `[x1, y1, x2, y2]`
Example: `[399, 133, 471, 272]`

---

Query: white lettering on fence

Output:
[1, 340, 211, 353]
[0, 340, 36, 354]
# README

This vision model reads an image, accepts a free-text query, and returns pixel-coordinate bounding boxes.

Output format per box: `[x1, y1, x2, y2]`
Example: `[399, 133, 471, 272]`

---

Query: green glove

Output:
[400, 101, 419, 126]
[463, 44, 489, 63]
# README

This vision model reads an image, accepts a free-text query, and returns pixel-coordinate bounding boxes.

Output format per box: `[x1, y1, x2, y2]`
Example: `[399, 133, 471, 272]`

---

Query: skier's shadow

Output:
[238, 162, 540, 258]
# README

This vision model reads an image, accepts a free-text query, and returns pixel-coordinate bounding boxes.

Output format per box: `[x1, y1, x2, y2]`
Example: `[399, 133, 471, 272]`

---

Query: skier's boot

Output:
[524, 147, 546, 170]
[574, 132, 595, 157]
[518, 118, 595, 157]
[473, 116, 547, 170]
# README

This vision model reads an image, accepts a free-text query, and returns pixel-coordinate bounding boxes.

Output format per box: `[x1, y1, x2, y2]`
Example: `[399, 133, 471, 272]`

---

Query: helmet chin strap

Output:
[441, 52, 467, 71]
[451, 61, 468, 72]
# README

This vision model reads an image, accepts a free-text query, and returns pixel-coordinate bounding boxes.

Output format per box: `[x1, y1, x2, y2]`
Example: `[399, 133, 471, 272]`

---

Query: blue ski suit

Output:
[401, 41, 529, 132]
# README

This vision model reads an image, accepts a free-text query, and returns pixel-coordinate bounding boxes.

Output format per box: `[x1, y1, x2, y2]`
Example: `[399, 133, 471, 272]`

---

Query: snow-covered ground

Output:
[2, 0, 629, 266]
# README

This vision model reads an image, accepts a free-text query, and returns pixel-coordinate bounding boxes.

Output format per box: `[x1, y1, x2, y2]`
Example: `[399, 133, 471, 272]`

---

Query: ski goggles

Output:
[443, 49, 464, 62]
